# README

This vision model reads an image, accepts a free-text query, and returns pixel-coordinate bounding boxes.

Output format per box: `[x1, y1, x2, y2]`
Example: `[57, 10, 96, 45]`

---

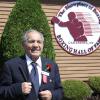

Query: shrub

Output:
[62, 80, 92, 100]
[89, 76, 100, 93]
[0, 0, 55, 66]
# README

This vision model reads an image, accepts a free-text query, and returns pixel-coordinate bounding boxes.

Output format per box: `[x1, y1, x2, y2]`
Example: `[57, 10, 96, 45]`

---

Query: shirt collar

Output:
[26, 55, 42, 68]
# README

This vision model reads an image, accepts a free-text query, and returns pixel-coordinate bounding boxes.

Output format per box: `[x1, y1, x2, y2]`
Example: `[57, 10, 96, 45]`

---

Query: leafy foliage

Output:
[62, 80, 92, 100]
[0, 0, 55, 65]
[89, 76, 100, 93]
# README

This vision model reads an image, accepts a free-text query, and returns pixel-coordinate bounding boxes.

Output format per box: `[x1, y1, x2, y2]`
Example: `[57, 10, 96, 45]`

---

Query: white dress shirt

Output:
[26, 55, 42, 86]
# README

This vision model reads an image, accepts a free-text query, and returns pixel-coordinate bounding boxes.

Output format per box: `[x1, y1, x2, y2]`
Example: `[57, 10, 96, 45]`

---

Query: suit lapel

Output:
[41, 57, 47, 71]
[39, 57, 53, 92]
[18, 56, 30, 82]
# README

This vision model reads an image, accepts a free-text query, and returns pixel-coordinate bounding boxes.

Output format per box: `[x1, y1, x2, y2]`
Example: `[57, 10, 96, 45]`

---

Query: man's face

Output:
[23, 31, 44, 60]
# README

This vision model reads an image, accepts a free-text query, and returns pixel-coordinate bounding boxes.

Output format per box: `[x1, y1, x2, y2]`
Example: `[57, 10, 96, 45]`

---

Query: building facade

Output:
[0, 0, 100, 81]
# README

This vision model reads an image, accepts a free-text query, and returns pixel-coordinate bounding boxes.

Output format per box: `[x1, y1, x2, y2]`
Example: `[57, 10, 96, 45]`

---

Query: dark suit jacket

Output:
[0, 56, 63, 100]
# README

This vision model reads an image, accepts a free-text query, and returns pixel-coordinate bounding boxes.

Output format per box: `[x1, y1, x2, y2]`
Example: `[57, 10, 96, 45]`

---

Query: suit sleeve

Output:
[0, 63, 23, 99]
[51, 63, 64, 100]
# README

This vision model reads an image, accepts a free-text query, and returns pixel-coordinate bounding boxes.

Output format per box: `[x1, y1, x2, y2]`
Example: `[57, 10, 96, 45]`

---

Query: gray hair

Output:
[22, 29, 44, 43]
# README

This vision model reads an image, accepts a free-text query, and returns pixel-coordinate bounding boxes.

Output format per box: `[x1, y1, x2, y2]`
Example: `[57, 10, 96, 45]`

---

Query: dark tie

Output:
[30, 62, 39, 97]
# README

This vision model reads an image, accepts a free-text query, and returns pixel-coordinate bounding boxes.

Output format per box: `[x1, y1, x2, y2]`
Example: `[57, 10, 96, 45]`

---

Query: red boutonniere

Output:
[42, 64, 52, 83]
[46, 64, 52, 72]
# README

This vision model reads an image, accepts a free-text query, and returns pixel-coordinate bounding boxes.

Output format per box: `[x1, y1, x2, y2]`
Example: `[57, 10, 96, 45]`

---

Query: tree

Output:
[0, 0, 55, 66]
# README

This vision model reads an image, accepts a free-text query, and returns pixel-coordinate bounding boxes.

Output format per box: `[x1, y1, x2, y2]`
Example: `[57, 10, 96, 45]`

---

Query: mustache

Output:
[31, 47, 41, 52]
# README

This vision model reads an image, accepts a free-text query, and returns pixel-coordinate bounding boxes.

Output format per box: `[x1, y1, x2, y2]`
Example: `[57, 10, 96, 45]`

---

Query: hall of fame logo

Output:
[51, 1, 100, 55]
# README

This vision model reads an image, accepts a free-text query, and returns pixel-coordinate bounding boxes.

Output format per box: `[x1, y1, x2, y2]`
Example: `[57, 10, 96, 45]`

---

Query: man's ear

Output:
[22, 42, 25, 48]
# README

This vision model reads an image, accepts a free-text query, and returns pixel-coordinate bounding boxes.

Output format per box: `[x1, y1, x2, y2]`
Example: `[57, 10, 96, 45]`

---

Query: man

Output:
[0, 29, 63, 100]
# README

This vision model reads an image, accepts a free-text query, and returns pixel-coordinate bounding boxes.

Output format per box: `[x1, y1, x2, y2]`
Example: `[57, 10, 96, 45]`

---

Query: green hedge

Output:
[62, 80, 92, 100]
[0, 0, 55, 66]
[89, 76, 100, 93]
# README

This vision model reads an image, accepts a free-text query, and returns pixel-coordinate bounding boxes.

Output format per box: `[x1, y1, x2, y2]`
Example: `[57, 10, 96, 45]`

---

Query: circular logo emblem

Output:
[51, 1, 100, 55]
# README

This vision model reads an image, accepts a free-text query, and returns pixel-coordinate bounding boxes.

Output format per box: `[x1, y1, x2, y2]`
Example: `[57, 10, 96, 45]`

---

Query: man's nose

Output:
[33, 41, 38, 47]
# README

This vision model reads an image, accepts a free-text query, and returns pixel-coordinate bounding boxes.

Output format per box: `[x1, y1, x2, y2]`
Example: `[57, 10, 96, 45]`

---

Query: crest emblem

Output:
[51, 1, 100, 55]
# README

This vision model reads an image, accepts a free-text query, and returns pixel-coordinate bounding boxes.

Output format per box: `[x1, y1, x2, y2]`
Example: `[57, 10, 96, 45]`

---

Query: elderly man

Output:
[0, 29, 63, 100]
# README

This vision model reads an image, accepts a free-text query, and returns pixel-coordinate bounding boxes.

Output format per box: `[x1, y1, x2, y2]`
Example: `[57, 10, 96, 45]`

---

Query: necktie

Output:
[30, 62, 39, 97]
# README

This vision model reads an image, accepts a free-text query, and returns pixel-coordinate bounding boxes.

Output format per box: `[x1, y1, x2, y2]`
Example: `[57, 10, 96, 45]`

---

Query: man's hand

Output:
[39, 90, 52, 100]
[22, 82, 32, 94]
